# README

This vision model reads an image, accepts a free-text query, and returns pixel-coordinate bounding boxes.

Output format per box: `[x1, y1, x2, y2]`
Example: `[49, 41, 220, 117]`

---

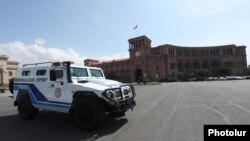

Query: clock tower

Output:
[128, 35, 151, 58]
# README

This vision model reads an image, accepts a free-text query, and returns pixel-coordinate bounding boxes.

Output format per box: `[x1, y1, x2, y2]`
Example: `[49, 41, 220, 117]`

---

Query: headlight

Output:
[106, 90, 114, 99]
[103, 89, 121, 100]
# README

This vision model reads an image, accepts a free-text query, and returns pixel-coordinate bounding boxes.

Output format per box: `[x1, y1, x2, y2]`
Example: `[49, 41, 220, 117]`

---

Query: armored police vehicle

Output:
[9, 61, 136, 130]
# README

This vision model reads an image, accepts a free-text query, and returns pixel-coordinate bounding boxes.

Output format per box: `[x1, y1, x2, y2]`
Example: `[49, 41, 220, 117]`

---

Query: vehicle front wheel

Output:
[17, 94, 38, 120]
[74, 98, 105, 130]
[111, 112, 126, 118]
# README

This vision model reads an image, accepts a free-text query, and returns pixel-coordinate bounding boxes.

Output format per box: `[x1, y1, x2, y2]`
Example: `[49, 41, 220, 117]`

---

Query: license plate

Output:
[126, 99, 134, 105]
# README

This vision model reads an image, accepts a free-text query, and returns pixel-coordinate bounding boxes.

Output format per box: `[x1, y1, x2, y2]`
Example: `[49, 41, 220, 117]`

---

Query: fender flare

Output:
[69, 91, 106, 114]
[14, 90, 29, 106]
[8, 78, 14, 94]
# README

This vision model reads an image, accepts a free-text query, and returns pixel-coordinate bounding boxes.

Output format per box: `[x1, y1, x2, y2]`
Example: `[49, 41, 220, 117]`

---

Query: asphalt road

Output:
[1, 80, 250, 141]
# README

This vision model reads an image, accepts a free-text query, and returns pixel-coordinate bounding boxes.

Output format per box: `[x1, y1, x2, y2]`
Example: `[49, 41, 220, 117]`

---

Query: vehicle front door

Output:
[48, 69, 67, 102]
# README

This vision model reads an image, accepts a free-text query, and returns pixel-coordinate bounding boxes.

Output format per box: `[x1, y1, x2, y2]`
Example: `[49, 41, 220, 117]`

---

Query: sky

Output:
[0, 0, 250, 65]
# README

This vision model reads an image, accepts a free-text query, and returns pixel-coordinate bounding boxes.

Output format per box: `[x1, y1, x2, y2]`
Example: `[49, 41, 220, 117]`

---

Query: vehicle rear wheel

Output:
[74, 98, 105, 130]
[18, 94, 38, 120]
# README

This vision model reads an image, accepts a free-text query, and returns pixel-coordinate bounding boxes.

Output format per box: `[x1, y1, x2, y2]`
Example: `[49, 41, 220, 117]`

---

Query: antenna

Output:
[23, 62, 52, 67]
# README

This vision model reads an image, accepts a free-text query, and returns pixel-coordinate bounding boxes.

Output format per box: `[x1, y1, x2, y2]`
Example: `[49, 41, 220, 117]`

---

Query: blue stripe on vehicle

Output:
[14, 84, 70, 109]
[28, 84, 47, 101]
[14, 85, 19, 90]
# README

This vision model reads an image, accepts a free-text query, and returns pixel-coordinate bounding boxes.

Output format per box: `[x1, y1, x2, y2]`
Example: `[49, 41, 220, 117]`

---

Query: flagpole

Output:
[137, 28, 138, 36]
[133, 25, 138, 37]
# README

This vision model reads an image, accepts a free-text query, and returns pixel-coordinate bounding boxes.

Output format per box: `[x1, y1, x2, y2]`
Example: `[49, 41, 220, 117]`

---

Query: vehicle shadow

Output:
[0, 111, 128, 141]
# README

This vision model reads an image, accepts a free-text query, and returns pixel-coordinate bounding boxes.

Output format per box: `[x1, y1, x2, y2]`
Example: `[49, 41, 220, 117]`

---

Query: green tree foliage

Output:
[106, 73, 119, 81]
[213, 68, 231, 76]
[247, 65, 250, 75]
[194, 69, 211, 77]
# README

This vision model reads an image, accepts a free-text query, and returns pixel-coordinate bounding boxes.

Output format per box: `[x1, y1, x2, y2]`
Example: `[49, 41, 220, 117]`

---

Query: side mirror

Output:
[50, 70, 56, 81]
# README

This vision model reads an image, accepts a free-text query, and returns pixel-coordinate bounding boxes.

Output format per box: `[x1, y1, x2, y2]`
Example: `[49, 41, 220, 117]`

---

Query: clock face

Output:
[135, 51, 141, 57]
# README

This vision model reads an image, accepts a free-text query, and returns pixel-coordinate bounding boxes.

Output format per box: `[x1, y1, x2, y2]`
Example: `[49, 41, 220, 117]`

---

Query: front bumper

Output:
[111, 98, 136, 112]
[103, 85, 136, 112]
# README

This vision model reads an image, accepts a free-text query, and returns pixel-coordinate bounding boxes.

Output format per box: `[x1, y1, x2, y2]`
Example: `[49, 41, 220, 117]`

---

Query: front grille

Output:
[113, 86, 134, 101]
[121, 86, 132, 100]
[123, 89, 129, 95]
[115, 89, 123, 100]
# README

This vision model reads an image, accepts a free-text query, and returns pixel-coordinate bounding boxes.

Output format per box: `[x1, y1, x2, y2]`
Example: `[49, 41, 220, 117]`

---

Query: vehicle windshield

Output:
[90, 69, 103, 77]
[70, 67, 88, 77]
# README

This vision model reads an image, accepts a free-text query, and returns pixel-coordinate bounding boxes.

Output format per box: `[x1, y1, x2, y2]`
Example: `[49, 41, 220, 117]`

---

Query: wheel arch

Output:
[69, 91, 106, 115]
[8, 78, 14, 94]
[14, 90, 29, 106]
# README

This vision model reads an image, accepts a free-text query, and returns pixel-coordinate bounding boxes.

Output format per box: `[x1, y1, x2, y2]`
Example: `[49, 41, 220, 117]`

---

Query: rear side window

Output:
[22, 70, 30, 76]
[36, 70, 46, 76]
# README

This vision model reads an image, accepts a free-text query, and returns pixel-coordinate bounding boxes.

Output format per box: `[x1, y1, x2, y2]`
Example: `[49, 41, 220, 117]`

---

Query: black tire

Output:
[18, 94, 39, 120]
[112, 112, 126, 118]
[9, 78, 14, 94]
[74, 98, 105, 130]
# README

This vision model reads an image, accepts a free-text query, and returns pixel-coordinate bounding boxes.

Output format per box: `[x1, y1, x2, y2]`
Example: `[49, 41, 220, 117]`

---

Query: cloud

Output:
[97, 52, 129, 61]
[0, 39, 87, 66]
[0, 39, 130, 66]
[34, 39, 46, 46]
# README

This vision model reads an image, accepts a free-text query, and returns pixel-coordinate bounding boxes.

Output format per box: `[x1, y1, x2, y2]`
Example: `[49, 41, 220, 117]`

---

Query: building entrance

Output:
[0, 68, 3, 86]
[135, 69, 143, 82]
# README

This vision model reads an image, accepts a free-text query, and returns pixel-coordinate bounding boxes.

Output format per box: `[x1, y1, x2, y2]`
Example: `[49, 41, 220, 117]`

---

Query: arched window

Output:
[9, 71, 13, 76]
[193, 62, 200, 69]
[177, 62, 183, 70]
[202, 61, 209, 69]
[185, 62, 191, 69]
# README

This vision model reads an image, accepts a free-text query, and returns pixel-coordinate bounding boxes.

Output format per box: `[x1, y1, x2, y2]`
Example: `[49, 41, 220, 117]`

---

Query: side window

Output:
[22, 70, 30, 76]
[71, 67, 88, 77]
[90, 69, 103, 77]
[36, 70, 46, 76]
[56, 70, 63, 79]
[82, 68, 88, 77]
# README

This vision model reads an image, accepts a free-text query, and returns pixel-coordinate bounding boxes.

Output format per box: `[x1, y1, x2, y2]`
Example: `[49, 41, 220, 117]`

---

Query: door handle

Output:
[50, 83, 54, 88]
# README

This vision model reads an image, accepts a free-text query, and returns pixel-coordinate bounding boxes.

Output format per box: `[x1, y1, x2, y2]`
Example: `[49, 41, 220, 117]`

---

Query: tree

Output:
[247, 65, 250, 75]
[194, 69, 211, 77]
[106, 73, 119, 81]
[213, 68, 231, 76]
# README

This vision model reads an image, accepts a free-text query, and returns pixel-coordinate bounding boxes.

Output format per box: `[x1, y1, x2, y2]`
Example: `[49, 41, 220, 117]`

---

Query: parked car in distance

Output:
[193, 77, 205, 81]
[218, 76, 228, 80]
[245, 76, 250, 79]
[208, 77, 218, 81]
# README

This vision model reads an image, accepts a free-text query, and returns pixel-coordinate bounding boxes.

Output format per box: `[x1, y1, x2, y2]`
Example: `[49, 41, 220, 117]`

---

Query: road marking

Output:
[206, 85, 250, 114]
[203, 105, 232, 124]
[154, 85, 183, 141]
[109, 84, 178, 141]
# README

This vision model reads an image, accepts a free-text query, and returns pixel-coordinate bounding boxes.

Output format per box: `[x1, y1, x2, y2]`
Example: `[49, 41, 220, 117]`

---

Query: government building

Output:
[85, 35, 247, 82]
[0, 55, 19, 89]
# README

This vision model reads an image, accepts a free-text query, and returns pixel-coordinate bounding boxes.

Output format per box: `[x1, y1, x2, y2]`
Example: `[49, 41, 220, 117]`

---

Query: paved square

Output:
[0, 80, 250, 141]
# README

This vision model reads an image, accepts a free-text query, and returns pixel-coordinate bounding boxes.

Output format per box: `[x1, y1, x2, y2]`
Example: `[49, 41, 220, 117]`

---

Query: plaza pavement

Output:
[0, 80, 250, 141]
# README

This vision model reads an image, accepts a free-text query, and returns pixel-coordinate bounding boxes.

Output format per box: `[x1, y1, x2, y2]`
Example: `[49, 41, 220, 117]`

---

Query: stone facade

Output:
[0, 55, 19, 87]
[85, 35, 247, 82]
